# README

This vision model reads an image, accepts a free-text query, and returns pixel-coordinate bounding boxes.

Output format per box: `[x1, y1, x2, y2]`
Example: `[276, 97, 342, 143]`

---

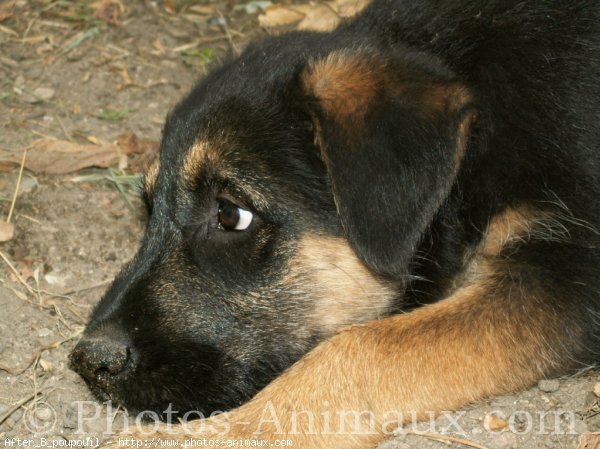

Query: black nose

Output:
[70, 337, 131, 387]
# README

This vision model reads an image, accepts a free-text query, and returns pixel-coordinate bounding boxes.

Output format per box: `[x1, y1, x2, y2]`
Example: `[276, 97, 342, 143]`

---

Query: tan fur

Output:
[291, 234, 396, 335]
[106, 213, 574, 448]
[110, 156, 572, 449]
[302, 52, 474, 124]
[181, 140, 220, 185]
[480, 206, 571, 257]
[453, 110, 477, 168]
[481, 206, 540, 256]
[109, 251, 572, 449]
[302, 50, 474, 175]
[144, 159, 160, 197]
[302, 51, 385, 133]
[422, 84, 473, 118]
[451, 205, 570, 292]
[178, 138, 271, 210]
[106, 69, 570, 449]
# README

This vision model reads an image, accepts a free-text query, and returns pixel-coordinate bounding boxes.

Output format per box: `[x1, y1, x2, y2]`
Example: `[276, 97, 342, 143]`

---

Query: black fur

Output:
[71, 0, 600, 417]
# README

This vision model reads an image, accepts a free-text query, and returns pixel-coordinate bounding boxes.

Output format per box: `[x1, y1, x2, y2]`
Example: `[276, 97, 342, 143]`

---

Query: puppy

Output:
[71, 0, 600, 447]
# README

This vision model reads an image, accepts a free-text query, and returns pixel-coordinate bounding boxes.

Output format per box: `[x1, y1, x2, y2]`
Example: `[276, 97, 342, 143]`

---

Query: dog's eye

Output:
[218, 201, 253, 231]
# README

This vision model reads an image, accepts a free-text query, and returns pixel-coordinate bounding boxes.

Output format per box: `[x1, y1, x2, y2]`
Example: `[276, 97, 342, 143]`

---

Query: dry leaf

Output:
[0, 138, 121, 174]
[17, 262, 34, 282]
[39, 359, 53, 372]
[120, 67, 133, 86]
[578, 432, 600, 449]
[188, 4, 217, 15]
[0, 1, 15, 22]
[164, 0, 177, 14]
[117, 132, 156, 155]
[86, 135, 104, 145]
[152, 38, 167, 55]
[0, 222, 14, 242]
[92, 0, 126, 26]
[259, 1, 367, 30]
[0, 162, 15, 173]
[22, 35, 48, 44]
[594, 382, 600, 398]
[14, 253, 35, 281]
[131, 153, 157, 173]
[116, 132, 159, 172]
[483, 414, 509, 431]
[36, 43, 54, 55]
[297, 4, 340, 32]
[258, 5, 312, 28]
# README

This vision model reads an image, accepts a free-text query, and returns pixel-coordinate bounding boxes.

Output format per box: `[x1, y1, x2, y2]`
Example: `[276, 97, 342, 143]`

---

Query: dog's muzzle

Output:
[70, 333, 132, 393]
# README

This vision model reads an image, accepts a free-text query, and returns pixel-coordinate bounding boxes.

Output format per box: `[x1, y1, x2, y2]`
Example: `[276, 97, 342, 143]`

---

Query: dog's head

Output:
[70, 34, 475, 416]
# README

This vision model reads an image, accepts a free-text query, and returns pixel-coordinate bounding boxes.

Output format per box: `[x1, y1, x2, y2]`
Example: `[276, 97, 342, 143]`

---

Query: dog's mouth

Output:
[69, 356, 211, 418]
[69, 334, 249, 418]
[79, 375, 113, 403]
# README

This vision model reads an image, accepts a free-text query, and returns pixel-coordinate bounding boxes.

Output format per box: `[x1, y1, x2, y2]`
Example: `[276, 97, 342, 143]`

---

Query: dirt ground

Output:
[0, 2, 598, 449]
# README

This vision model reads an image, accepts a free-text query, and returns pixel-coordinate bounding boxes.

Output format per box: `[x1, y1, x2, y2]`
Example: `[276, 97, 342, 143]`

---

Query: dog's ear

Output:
[299, 49, 477, 277]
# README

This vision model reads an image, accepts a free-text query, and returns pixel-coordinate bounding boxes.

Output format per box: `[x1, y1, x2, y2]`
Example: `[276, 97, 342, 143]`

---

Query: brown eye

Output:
[218, 201, 253, 231]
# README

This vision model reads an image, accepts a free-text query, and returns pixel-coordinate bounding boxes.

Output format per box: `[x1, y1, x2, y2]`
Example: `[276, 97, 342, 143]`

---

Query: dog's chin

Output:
[80, 369, 249, 420]
[86, 386, 226, 420]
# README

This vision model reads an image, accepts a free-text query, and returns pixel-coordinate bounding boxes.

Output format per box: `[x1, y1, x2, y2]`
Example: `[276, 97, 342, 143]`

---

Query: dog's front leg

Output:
[108, 262, 584, 449]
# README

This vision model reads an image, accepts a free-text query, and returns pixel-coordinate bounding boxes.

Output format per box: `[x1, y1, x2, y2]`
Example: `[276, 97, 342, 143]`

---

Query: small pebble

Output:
[0, 222, 14, 242]
[538, 379, 560, 393]
[44, 273, 66, 287]
[484, 413, 509, 431]
[36, 86, 55, 99]
[38, 327, 52, 338]
[30, 86, 55, 102]
[14, 75, 25, 89]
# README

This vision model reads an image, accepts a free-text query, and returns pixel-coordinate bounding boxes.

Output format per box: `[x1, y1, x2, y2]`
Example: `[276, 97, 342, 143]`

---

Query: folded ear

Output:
[299, 49, 477, 278]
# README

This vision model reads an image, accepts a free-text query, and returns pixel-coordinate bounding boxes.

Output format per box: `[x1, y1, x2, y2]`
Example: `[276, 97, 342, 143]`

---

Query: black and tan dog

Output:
[70, 0, 600, 447]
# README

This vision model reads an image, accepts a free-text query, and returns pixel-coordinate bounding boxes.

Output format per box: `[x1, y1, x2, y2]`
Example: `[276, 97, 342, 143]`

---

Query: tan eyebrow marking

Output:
[181, 140, 220, 185]
[178, 138, 270, 210]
